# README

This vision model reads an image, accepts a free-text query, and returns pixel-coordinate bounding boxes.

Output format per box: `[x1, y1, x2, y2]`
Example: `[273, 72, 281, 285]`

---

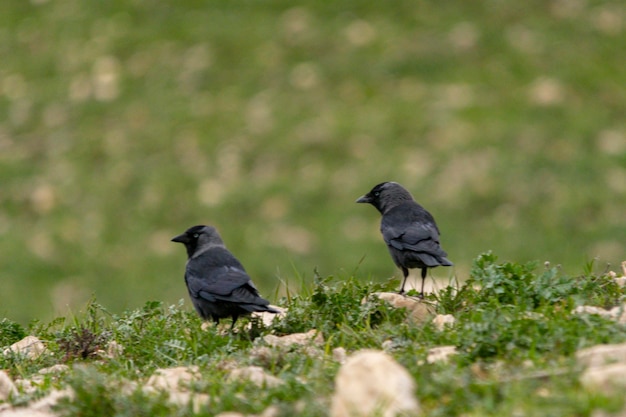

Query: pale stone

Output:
[167, 392, 211, 414]
[2, 336, 46, 360]
[263, 329, 323, 348]
[572, 305, 613, 318]
[333, 347, 347, 363]
[432, 314, 455, 331]
[146, 366, 200, 391]
[251, 306, 286, 327]
[381, 340, 395, 351]
[0, 410, 54, 417]
[426, 346, 458, 364]
[259, 404, 280, 417]
[30, 389, 74, 412]
[580, 363, 626, 392]
[369, 292, 434, 324]
[0, 371, 16, 401]
[228, 366, 283, 388]
[330, 349, 420, 417]
[577, 342, 626, 368]
[249, 346, 274, 364]
[38, 364, 70, 375]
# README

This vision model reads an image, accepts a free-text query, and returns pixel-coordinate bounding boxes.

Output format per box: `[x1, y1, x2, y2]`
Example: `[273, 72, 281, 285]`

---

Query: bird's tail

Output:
[241, 304, 281, 314]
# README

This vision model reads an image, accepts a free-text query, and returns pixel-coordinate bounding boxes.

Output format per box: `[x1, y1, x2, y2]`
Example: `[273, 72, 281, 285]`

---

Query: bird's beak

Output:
[356, 194, 371, 204]
[171, 233, 188, 243]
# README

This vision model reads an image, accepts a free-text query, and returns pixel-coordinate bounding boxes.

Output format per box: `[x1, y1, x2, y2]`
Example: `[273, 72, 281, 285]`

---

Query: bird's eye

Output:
[374, 191, 380, 197]
[193, 233, 199, 238]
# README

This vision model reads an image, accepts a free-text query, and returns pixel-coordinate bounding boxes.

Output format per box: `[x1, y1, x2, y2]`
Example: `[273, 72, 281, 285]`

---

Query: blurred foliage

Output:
[1, 0, 625, 323]
[2, 257, 626, 416]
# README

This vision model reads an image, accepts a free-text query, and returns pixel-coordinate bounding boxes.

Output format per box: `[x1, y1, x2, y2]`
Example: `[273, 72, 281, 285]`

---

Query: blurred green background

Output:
[1, 0, 625, 324]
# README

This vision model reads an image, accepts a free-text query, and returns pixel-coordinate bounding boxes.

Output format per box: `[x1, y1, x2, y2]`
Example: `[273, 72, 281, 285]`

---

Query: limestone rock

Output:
[263, 329, 323, 348]
[38, 364, 70, 375]
[432, 314, 455, 331]
[333, 347, 347, 364]
[580, 363, 626, 392]
[29, 389, 74, 412]
[166, 391, 211, 413]
[426, 346, 458, 364]
[577, 342, 626, 368]
[330, 349, 420, 417]
[0, 410, 54, 417]
[146, 366, 200, 391]
[2, 336, 46, 360]
[572, 306, 614, 318]
[608, 261, 626, 287]
[228, 366, 283, 388]
[251, 306, 286, 327]
[369, 292, 434, 324]
[0, 371, 16, 401]
[573, 304, 626, 324]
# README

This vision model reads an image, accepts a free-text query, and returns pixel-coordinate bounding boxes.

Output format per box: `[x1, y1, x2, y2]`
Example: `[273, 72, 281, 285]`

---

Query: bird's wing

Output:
[185, 248, 269, 306]
[381, 204, 443, 252]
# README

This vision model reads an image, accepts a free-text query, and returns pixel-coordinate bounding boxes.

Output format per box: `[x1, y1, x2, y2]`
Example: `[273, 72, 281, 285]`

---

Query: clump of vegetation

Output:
[0, 318, 26, 347]
[57, 327, 110, 362]
[1, 253, 625, 416]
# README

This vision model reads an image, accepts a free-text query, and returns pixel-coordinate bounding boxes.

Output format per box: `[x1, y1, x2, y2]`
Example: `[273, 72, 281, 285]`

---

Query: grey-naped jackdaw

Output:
[171, 225, 279, 327]
[356, 182, 453, 297]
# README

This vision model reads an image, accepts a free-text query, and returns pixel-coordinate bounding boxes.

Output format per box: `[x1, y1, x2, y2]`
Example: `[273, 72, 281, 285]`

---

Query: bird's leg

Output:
[419, 268, 427, 299]
[399, 267, 409, 295]
[230, 315, 239, 331]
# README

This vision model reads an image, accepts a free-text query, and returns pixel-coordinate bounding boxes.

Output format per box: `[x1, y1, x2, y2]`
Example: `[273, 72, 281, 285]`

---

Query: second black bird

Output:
[357, 182, 453, 297]
[171, 225, 279, 328]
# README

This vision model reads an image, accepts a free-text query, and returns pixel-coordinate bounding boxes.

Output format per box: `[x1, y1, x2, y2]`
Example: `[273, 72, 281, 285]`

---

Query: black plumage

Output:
[171, 225, 279, 327]
[356, 182, 453, 297]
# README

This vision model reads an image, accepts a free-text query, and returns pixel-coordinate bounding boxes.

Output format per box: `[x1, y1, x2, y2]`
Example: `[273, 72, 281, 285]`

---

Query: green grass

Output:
[1, 254, 625, 416]
[1, 0, 625, 327]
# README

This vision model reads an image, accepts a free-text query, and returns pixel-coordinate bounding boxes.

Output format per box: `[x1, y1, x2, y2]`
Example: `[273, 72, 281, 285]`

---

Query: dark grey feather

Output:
[357, 182, 453, 296]
[172, 225, 279, 327]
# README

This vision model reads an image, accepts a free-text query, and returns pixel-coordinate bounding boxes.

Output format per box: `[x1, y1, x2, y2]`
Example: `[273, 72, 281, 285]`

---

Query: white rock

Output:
[2, 336, 46, 360]
[612, 261, 626, 287]
[381, 340, 395, 351]
[572, 306, 613, 318]
[38, 364, 70, 375]
[167, 391, 210, 414]
[29, 388, 74, 412]
[432, 314, 455, 331]
[330, 349, 420, 417]
[146, 366, 200, 391]
[369, 292, 434, 324]
[263, 329, 323, 348]
[0, 371, 17, 401]
[0, 410, 54, 417]
[251, 306, 286, 327]
[228, 366, 283, 388]
[577, 342, 626, 368]
[426, 346, 458, 364]
[580, 363, 626, 392]
[333, 347, 347, 363]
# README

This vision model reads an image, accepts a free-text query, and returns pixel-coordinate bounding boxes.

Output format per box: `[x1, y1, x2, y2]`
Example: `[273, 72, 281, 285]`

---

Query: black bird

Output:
[356, 182, 453, 297]
[171, 225, 279, 328]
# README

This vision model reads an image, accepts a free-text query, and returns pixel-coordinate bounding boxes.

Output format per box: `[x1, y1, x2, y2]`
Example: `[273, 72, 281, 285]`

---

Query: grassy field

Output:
[1, 254, 626, 416]
[1, 0, 625, 323]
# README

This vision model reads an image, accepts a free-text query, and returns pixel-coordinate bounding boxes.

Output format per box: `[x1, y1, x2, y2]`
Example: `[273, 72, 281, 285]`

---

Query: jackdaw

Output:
[356, 182, 453, 297]
[171, 225, 279, 328]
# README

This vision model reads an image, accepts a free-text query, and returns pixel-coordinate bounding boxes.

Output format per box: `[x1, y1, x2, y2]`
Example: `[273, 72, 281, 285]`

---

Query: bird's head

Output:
[171, 225, 224, 258]
[356, 181, 414, 214]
